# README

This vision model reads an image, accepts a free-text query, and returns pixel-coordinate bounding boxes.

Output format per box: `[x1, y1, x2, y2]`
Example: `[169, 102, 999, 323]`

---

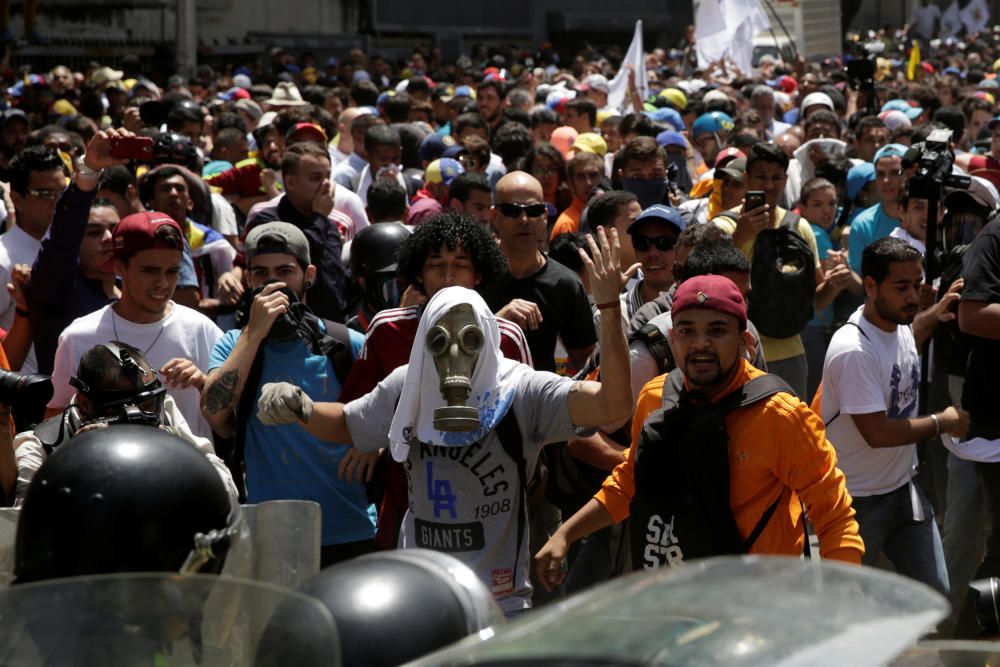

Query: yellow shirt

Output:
[713, 206, 821, 362]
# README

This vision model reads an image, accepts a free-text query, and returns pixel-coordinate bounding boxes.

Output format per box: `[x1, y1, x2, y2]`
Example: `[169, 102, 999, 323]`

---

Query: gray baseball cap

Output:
[244, 222, 311, 266]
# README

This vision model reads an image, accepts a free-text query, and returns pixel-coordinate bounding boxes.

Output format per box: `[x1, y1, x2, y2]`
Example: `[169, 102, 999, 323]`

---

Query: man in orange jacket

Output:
[536, 275, 863, 587]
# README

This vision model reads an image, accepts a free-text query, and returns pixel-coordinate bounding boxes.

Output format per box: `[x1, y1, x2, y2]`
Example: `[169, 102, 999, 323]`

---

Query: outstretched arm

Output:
[256, 383, 352, 444]
[567, 228, 632, 428]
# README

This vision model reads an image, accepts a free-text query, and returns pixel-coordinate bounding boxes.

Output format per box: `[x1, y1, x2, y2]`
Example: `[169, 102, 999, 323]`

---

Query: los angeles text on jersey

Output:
[417, 441, 509, 496]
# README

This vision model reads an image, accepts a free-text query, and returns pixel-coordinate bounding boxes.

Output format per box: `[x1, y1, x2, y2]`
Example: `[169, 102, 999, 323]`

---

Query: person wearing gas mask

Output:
[201, 222, 375, 568]
[256, 227, 633, 616]
[14, 341, 238, 508]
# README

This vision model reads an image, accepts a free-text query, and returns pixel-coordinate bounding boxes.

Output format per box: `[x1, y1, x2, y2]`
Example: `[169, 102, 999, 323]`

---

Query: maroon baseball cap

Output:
[112, 211, 184, 260]
[672, 274, 747, 328]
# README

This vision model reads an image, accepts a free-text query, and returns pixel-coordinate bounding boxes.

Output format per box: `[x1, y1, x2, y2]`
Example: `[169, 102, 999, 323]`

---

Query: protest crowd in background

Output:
[0, 3, 999, 642]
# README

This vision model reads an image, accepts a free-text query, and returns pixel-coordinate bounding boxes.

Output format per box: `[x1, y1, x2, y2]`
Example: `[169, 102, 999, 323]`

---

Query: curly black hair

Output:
[397, 211, 508, 295]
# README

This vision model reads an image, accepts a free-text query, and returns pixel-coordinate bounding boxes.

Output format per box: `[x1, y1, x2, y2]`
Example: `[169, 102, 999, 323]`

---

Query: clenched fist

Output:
[257, 382, 314, 425]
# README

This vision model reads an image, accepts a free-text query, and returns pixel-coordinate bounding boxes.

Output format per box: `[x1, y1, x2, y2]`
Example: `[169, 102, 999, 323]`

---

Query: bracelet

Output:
[930, 413, 941, 437]
[76, 160, 103, 180]
[15, 307, 28, 318]
[596, 299, 620, 311]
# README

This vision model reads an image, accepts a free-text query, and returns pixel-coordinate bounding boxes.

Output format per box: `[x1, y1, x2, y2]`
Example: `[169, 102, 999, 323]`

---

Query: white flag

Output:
[961, 0, 990, 34]
[607, 20, 649, 113]
[696, 0, 770, 72]
[941, 0, 962, 37]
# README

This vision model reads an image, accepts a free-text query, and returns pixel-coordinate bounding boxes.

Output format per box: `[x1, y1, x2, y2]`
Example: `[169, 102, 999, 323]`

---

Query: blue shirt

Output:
[848, 203, 899, 274]
[208, 325, 376, 546]
[809, 223, 837, 327]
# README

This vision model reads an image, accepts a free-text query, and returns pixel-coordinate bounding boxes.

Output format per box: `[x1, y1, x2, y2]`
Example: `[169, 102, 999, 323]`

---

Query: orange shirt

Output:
[550, 196, 587, 239]
[595, 359, 864, 564]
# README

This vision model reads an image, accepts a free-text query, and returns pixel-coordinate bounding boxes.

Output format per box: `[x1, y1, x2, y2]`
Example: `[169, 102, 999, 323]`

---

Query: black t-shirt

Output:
[961, 219, 1000, 438]
[484, 257, 597, 372]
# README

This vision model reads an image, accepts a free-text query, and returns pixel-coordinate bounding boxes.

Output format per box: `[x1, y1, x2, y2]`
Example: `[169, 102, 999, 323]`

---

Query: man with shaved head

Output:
[484, 171, 597, 372]
[331, 107, 364, 168]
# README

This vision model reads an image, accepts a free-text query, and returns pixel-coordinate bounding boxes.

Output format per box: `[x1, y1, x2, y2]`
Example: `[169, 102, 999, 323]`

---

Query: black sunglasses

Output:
[497, 202, 547, 219]
[632, 235, 678, 252]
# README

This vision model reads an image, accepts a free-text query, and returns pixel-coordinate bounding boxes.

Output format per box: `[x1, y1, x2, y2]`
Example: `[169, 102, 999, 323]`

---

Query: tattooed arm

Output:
[201, 283, 289, 437]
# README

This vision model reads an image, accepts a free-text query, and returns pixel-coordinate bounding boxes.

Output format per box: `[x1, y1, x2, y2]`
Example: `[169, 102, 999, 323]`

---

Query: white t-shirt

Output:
[210, 192, 239, 238]
[48, 302, 223, 439]
[0, 224, 41, 330]
[333, 185, 370, 240]
[821, 307, 919, 496]
[890, 227, 926, 255]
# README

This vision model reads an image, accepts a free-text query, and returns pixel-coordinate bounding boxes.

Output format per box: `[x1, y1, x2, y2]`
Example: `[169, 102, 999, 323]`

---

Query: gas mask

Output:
[425, 303, 485, 431]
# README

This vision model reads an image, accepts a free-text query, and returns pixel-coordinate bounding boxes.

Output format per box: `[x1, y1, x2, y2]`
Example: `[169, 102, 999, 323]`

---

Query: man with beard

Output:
[535, 274, 863, 584]
[205, 122, 284, 216]
[476, 78, 507, 137]
[819, 237, 968, 595]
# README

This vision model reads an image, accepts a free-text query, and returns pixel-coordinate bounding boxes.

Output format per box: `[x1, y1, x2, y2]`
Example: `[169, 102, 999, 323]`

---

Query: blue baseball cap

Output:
[644, 106, 685, 131]
[419, 133, 452, 163]
[873, 143, 908, 164]
[627, 204, 686, 235]
[656, 130, 687, 149]
[846, 162, 876, 201]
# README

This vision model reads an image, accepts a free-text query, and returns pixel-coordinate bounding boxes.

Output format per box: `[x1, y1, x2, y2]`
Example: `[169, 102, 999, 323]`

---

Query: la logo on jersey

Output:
[643, 513, 684, 568]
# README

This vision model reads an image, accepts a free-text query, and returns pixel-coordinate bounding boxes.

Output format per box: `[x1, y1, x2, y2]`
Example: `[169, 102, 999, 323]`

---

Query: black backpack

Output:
[629, 370, 792, 570]
[722, 210, 816, 339]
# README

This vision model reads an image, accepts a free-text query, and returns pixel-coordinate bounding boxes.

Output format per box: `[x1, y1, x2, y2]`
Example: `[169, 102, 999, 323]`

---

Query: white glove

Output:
[257, 382, 314, 425]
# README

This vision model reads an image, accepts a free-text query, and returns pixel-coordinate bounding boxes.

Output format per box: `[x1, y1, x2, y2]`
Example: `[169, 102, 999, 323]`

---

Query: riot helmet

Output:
[350, 222, 411, 312]
[297, 549, 503, 667]
[14, 425, 239, 584]
[151, 131, 200, 171]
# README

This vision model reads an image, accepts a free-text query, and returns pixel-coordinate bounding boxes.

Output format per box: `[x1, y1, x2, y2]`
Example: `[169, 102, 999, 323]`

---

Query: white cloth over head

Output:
[387, 286, 531, 462]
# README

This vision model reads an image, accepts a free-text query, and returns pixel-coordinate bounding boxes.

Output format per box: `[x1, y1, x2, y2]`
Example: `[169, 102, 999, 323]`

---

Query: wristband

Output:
[76, 160, 103, 180]
[596, 299, 620, 311]
[931, 413, 941, 437]
[15, 307, 28, 318]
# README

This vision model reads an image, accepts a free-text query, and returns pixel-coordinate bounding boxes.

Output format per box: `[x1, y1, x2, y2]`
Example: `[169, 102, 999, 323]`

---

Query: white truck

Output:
[753, 0, 844, 65]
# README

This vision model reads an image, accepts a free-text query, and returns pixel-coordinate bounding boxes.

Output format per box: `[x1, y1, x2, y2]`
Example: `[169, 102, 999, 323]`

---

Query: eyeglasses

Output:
[532, 167, 558, 178]
[27, 188, 65, 201]
[497, 202, 547, 219]
[633, 235, 678, 252]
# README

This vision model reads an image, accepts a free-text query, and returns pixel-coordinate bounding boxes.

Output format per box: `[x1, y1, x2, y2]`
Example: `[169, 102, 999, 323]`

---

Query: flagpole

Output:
[760, 0, 800, 62]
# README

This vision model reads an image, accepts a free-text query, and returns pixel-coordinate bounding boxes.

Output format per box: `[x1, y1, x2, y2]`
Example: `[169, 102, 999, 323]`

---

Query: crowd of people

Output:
[0, 25, 998, 638]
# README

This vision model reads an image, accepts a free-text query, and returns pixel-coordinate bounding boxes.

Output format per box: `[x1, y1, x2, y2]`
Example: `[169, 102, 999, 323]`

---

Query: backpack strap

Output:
[779, 210, 801, 231]
[823, 322, 869, 427]
[494, 409, 527, 587]
[661, 368, 687, 411]
[744, 489, 784, 552]
[320, 318, 354, 386]
[630, 322, 675, 377]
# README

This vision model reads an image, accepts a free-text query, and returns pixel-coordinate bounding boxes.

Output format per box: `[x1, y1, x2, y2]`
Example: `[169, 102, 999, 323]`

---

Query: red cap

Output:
[285, 121, 328, 145]
[671, 275, 747, 328]
[714, 147, 746, 168]
[779, 76, 797, 94]
[112, 211, 184, 260]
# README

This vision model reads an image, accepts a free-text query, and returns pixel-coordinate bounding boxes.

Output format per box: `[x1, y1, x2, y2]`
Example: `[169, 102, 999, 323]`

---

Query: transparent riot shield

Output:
[893, 640, 1000, 667]
[406, 555, 950, 667]
[0, 573, 339, 666]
